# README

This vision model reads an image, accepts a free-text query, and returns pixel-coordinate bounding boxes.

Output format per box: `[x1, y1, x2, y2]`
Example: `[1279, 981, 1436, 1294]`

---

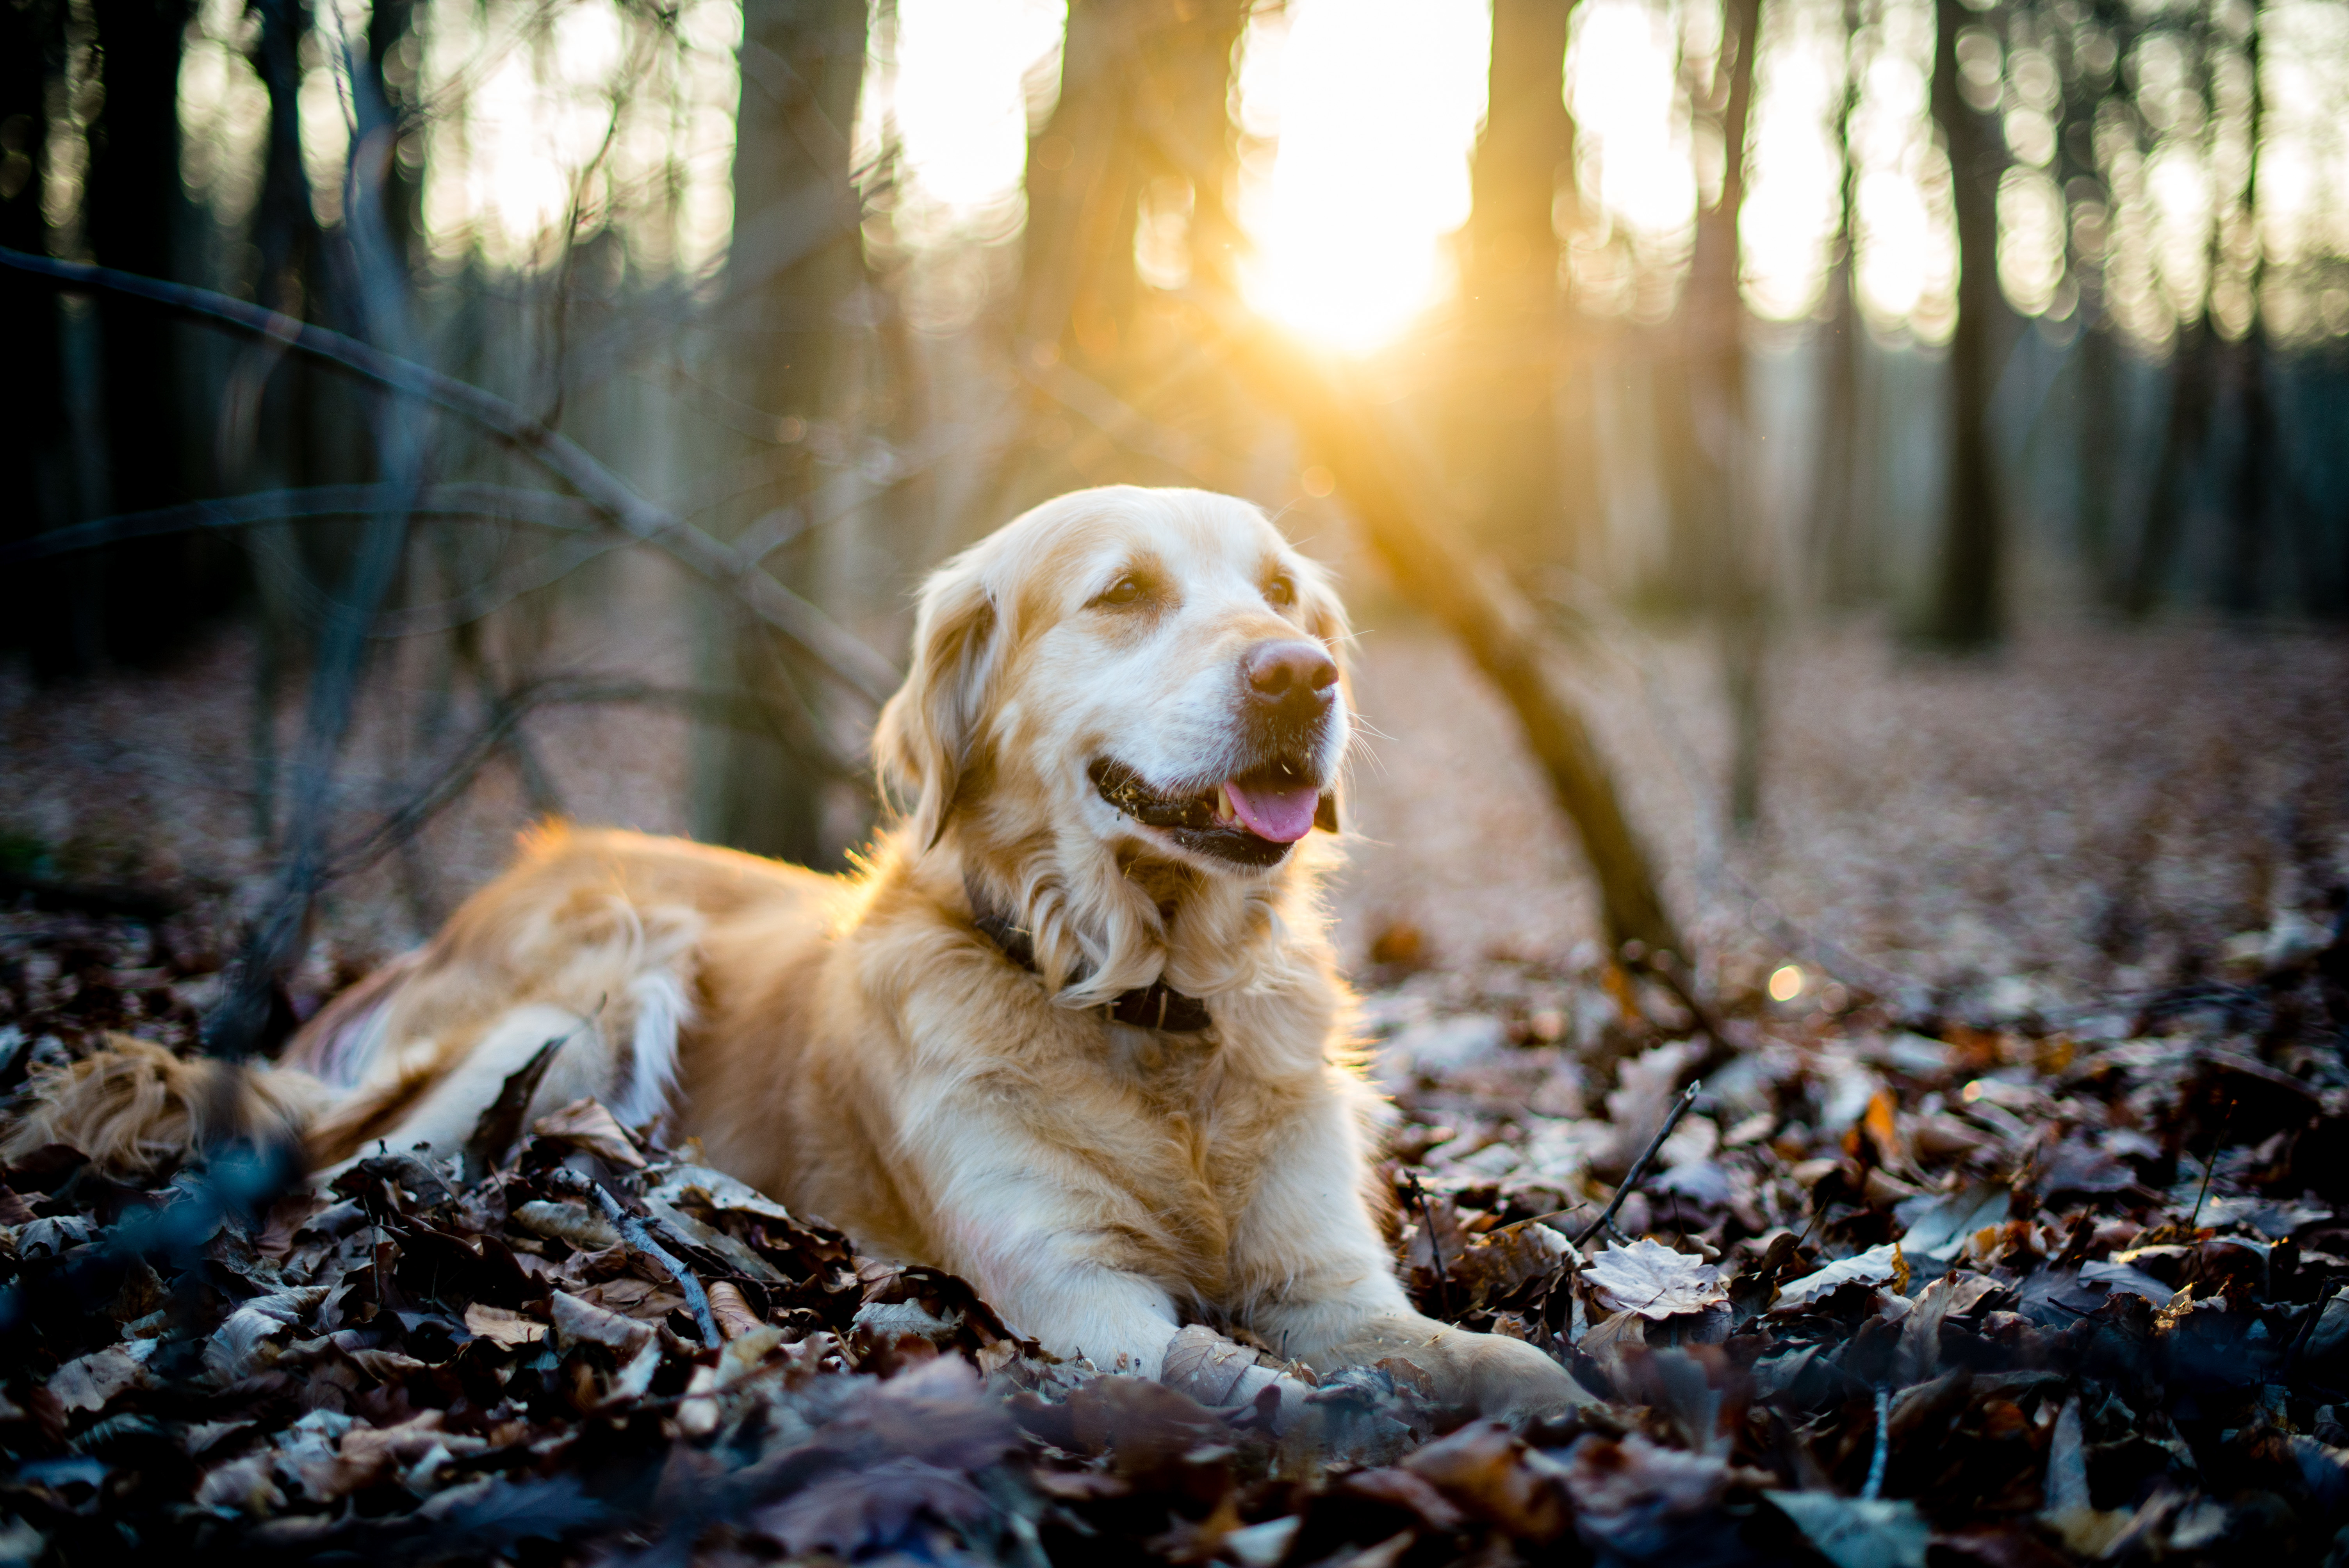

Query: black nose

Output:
[1243, 640, 1339, 716]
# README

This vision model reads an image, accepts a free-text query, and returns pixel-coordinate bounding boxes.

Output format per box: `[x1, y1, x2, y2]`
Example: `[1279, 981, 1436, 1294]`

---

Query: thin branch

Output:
[371, 534, 633, 638]
[0, 483, 604, 566]
[545, 1167, 721, 1349]
[1407, 1170, 1451, 1322]
[318, 677, 861, 889]
[205, 107, 426, 1060]
[1574, 1081, 1703, 1247]
[0, 246, 900, 708]
[1862, 1384, 1891, 1500]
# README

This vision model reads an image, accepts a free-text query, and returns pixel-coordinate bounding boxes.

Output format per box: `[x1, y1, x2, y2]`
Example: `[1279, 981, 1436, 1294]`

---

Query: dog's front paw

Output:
[1439, 1328, 1600, 1423]
[1316, 1315, 1601, 1424]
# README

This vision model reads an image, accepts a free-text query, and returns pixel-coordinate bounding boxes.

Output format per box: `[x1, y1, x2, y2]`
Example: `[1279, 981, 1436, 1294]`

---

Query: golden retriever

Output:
[10, 485, 1592, 1421]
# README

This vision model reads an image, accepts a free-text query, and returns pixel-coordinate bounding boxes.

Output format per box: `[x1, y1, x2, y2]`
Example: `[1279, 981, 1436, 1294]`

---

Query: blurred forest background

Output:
[3, 0, 2348, 1042]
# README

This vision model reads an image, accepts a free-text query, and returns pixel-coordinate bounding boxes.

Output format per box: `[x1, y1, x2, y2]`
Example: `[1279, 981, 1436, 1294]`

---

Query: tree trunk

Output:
[1924, 0, 2007, 646]
[0, 0, 81, 670]
[1810, 11, 1867, 607]
[991, 0, 1249, 527]
[1457, 0, 1576, 561]
[1019, 0, 1247, 383]
[82, 0, 202, 666]
[1681, 0, 1764, 828]
[2225, 333, 2272, 613]
[366, 0, 424, 272]
[699, 0, 869, 865]
[2124, 319, 2213, 616]
[2073, 317, 2121, 599]
[2224, 1, 2275, 615]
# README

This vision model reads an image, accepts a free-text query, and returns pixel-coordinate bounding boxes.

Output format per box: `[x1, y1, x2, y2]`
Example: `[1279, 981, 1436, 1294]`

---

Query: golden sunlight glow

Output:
[170, 0, 2349, 355]
[1568, 0, 1696, 285]
[1234, 0, 1493, 350]
[414, 0, 743, 274]
[866, 0, 1066, 242]
[1768, 963, 1805, 1002]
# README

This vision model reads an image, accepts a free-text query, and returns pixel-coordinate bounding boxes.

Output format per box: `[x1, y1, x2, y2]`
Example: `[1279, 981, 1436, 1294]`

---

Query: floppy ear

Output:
[1294, 556, 1353, 836]
[874, 552, 1000, 850]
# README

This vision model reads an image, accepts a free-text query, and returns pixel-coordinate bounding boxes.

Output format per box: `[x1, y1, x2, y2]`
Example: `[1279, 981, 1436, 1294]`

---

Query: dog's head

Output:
[875, 487, 1351, 997]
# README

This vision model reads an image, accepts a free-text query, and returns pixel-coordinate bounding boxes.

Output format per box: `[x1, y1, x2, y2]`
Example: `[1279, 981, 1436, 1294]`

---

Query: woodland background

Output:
[5, 2, 2349, 1564]
[1, 0, 2345, 1031]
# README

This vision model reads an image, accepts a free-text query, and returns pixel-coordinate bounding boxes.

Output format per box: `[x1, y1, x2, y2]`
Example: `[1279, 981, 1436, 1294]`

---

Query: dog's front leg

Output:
[1229, 1077, 1600, 1421]
[895, 1090, 1188, 1377]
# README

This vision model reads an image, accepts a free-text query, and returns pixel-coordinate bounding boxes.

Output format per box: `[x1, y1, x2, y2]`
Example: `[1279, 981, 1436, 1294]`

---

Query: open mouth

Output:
[1089, 758, 1336, 867]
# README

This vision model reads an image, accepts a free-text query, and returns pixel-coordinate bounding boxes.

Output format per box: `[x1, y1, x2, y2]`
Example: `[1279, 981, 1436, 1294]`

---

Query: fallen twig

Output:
[1862, 1384, 1890, 1500]
[1574, 1081, 1702, 1247]
[0, 483, 605, 566]
[546, 1167, 722, 1349]
[1408, 1170, 1451, 1320]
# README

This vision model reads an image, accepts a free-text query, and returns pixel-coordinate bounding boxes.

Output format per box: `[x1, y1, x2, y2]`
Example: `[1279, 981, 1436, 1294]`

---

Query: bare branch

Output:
[0, 483, 605, 566]
[0, 246, 901, 707]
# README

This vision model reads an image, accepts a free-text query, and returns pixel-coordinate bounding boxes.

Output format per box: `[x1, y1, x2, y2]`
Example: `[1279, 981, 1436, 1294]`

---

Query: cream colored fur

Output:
[4, 486, 1592, 1420]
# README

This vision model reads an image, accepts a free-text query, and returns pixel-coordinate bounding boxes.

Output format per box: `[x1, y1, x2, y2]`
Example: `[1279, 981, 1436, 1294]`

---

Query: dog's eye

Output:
[1265, 574, 1296, 608]
[1093, 575, 1147, 609]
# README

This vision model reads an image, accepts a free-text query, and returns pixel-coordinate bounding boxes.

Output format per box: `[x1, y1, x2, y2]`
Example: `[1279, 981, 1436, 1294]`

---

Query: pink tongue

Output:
[1224, 778, 1319, 843]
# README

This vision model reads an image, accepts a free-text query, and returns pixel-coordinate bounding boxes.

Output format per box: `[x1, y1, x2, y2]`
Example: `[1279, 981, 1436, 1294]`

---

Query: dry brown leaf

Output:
[462, 1303, 548, 1346]
[1583, 1238, 1729, 1320]
[708, 1280, 765, 1339]
[530, 1099, 647, 1169]
[550, 1288, 656, 1352]
[1772, 1243, 1909, 1313]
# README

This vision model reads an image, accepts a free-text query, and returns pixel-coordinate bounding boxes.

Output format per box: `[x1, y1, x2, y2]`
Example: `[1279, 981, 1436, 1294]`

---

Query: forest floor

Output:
[2, 606, 2347, 1566]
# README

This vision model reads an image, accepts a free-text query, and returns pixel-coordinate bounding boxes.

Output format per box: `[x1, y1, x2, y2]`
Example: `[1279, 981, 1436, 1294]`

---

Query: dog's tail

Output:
[2, 1035, 335, 1174]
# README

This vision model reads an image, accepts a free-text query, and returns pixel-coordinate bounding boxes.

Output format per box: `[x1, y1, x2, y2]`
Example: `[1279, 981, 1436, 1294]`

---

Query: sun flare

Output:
[1234, 0, 1493, 351]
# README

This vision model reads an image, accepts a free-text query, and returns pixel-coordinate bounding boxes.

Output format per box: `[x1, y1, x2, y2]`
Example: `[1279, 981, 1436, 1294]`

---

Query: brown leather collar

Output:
[965, 875, 1212, 1033]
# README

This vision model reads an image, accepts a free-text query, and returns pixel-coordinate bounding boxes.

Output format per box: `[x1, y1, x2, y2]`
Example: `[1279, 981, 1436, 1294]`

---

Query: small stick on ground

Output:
[2188, 1098, 2235, 1233]
[547, 1167, 722, 1349]
[1574, 1081, 1702, 1247]
[1862, 1384, 1891, 1500]
[1408, 1171, 1451, 1321]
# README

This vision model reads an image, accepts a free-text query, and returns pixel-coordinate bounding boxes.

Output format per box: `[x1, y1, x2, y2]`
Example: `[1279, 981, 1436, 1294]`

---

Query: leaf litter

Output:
[4, 891, 2349, 1564]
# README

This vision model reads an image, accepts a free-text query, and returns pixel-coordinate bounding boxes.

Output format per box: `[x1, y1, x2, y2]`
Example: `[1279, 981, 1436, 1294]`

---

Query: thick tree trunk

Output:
[0, 0, 82, 670]
[1924, 0, 2007, 646]
[2224, 5, 2276, 615]
[1457, 0, 1576, 561]
[1019, 0, 1248, 383]
[80, 0, 203, 666]
[2073, 318, 2121, 599]
[1811, 21, 1867, 608]
[1681, 0, 1764, 828]
[699, 0, 869, 865]
[2223, 334, 2272, 613]
[366, 0, 423, 272]
[2124, 320, 2213, 616]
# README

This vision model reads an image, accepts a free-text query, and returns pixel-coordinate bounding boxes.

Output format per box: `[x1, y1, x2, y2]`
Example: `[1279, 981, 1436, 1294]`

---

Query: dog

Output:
[9, 486, 1593, 1421]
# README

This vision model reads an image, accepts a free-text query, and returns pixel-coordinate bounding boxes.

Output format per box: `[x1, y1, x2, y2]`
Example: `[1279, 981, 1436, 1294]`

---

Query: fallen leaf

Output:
[2038, 1398, 2137, 1556]
[464, 1302, 548, 1345]
[549, 1289, 655, 1352]
[1773, 1243, 1909, 1312]
[752, 1456, 994, 1557]
[1584, 1238, 1729, 1320]
[1895, 1182, 2009, 1263]
[1403, 1420, 1568, 1538]
[529, 1099, 647, 1169]
[2078, 1258, 2171, 1303]
[48, 1344, 149, 1412]
[1765, 1491, 1930, 1568]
